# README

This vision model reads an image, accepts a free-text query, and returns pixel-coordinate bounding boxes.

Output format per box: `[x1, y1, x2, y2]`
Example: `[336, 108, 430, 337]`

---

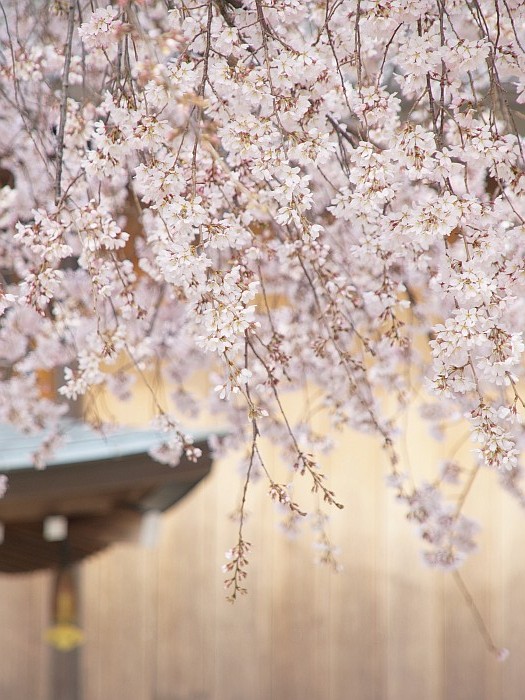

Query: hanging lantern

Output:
[45, 565, 84, 653]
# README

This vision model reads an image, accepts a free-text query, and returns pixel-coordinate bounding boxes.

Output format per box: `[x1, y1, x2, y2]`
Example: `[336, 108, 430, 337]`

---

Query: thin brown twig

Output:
[55, 0, 76, 206]
[452, 570, 505, 658]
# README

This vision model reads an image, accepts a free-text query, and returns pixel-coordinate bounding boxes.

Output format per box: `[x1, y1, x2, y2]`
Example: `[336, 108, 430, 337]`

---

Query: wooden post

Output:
[50, 643, 82, 700]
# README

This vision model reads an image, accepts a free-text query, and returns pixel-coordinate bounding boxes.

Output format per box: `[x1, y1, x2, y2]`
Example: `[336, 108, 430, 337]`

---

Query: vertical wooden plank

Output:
[384, 500, 443, 700]
[482, 481, 504, 700]
[328, 434, 387, 700]
[270, 536, 325, 700]
[442, 567, 487, 698]
[254, 435, 316, 700]
[80, 545, 157, 700]
[440, 469, 507, 700]
[384, 404, 444, 700]
[212, 454, 272, 700]
[155, 476, 218, 700]
[0, 570, 51, 700]
[498, 485, 525, 700]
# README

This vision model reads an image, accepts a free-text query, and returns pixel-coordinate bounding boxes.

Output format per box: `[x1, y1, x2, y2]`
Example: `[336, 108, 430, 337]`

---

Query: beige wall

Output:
[0, 414, 524, 699]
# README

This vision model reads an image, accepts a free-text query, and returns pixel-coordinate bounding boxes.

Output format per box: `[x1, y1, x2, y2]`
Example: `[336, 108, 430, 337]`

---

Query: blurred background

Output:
[0, 393, 524, 700]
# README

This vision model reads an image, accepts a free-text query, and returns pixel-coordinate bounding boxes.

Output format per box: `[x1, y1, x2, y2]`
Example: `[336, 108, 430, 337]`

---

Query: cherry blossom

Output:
[0, 0, 524, 639]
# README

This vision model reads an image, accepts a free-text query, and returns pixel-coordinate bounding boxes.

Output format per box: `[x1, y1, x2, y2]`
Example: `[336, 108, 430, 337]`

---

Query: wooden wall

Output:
[0, 423, 524, 699]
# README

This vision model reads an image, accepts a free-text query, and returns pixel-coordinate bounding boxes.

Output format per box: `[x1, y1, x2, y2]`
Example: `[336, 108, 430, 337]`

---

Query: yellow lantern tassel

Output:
[45, 567, 84, 652]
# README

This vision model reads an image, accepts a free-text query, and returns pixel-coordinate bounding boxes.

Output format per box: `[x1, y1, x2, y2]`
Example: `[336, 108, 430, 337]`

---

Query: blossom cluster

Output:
[0, 0, 524, 586]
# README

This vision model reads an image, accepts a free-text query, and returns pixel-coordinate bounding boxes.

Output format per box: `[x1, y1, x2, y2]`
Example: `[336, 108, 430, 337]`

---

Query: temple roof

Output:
[0, 421, 215, 573]
[0, 420, 211, 471]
